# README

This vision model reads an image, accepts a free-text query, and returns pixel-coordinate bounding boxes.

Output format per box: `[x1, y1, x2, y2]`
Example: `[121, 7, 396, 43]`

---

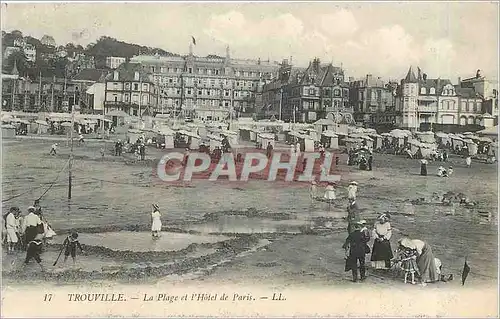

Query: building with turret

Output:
[396, 66, 494, 131]
[260, 58, 351, 123]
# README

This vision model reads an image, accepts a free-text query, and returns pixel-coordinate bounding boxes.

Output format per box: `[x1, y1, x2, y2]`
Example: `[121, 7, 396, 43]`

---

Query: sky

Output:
[1, 2, 499, 81]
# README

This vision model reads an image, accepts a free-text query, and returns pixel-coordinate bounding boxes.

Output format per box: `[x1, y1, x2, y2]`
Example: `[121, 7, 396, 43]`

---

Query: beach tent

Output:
[127, 129, 143, 143]
[321, 130, 339, 149]
[257, 132, 275, 149]
[178, 129, 201, 150]
[477, 126, 498, 140]
[2, 124, 16, 138]
[220, 130, 239, 146]
[207, 134, 224, 152]
[157, 127, 175, 149]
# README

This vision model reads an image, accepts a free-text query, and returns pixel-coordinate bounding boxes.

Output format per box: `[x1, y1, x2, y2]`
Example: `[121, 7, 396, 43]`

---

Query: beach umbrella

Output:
[479, 136, 493, 143]
[60, 122, 73, 127]
[35, 120, 48, 126]
[462, 257, 471, 286]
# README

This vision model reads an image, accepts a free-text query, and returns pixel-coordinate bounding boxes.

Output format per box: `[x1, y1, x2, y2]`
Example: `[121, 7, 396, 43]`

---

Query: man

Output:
[346, 198, 360, 234]
[368, 154, 373, 171]
[49, 143, 58, 155]
[4, 207, 20, 254]
[343, 221, 369, 282]
[139, 144, 146, 161]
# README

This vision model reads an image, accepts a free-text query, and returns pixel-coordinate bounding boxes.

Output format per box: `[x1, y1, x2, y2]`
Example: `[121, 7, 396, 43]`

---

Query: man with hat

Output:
[343, 221, 370, 282]
[22, 206, 43, 247]
[4, 207, 20, 254]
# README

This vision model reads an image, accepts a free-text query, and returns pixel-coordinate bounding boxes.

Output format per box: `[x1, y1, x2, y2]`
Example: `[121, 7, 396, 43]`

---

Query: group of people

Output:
[341, 188, 450, 285]
[2, 200, 85, 271]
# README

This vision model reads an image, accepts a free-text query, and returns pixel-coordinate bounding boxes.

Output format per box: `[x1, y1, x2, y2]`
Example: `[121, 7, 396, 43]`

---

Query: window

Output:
[187, 89, 192, 95]
[430, 87, 436, 94]
[169, 78, 173, 83]
[215, 70, 219, 75]
[334, 89, 341, 97]
[309, 88, 316, 95]
[188, 68, 192, 74]
[134, 84, 139, 91]
[176, 89, 180, 95]
[420, 87, 426, 94]
[198, 90, 202, 95]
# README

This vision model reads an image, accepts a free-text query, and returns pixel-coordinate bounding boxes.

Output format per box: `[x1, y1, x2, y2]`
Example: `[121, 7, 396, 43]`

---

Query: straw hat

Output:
[9, 206, 20, 213]
[27, 206, 36, 212]
[311, 181, 317, 185]
[358, 219, 367, 225]
[350, 181, 358, 185]
[398, 238, 416, 250]
[152, 204, 160, 211]
[34, 233, 44, 240]
[377, 213, 387, 220]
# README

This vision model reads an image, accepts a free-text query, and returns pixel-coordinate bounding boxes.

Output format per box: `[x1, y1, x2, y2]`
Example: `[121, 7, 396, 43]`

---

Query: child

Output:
[63, 232, 84, 265]
[398, 247, 420, 284]
[309, 181, 317, 201]
[151, 204, 162, 238]
[49, 143, 58, 155]
[24, 233, 45, 271]
[447, 166, 453, 176]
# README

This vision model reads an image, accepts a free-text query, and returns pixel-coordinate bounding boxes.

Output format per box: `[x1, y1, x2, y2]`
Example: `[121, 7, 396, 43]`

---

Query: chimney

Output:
[366, 74, 372, 83]
[423, 73, 427, 81]
[312, 58, 320, 72]
[113, 71, 119, 81]
[458, 77, 461, 84]
[134, 71, 139, 81]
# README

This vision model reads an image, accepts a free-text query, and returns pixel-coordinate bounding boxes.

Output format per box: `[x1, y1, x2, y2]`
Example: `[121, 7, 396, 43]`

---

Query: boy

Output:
[24, 233, 45, 271]
[63, 232, 84, 265]
[343, 221, 369, 282]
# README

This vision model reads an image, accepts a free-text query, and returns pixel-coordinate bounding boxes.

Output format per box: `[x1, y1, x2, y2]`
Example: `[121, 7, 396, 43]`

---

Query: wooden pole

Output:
[68, 107, 74, 200]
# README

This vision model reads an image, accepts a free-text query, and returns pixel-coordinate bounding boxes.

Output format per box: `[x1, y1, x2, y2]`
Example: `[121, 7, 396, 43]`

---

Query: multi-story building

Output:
[396, 66, 490, 130]
[12, 38, 37, 63]
[459, 70, 498, 122]
[129, 45, 280, 120]
[2, 64, 84, 113]
[260, 58, 351, 123]
[103, 62, 156, 117]
[349, 74, 397, 128]
[106, 56, 126, 69]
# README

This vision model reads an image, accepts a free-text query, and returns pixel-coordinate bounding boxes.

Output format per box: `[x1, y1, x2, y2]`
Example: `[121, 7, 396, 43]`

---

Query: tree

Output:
[2, 49, 28, 75]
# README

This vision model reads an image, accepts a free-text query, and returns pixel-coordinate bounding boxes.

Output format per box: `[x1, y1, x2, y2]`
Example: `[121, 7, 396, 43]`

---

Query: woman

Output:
[324, 182, 336, 201]
[370, 213, 393, 270]
[420, 159, 428, 176]
[22, 206, 43, 246]
[347, 181, 358, 201]
[151, 204, 162, 238]
[465, 156, 472, 168]
[398, 238, 439, 285]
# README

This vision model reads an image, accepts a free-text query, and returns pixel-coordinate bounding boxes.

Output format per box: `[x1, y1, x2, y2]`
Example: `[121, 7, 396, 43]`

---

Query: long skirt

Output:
[420, 164, 427, 176]
[417, 243, 438, 282]
[370, 239, 393, 269]
[25, 226, 38, 243]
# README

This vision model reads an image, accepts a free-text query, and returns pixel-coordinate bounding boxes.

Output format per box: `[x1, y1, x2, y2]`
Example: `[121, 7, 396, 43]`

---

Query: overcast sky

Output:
[1, 2, 498, 81]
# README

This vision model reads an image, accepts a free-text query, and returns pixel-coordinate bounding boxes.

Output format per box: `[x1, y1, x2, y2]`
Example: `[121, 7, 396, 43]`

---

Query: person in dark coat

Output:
[139, 144, 146, 160]
[24, 233, 45, 271]
[266, 142, 274, 158]
[420, 159, 428, 176]
[368, 155, 373, 171]
[343, 222, 369, 282]
[346, 199, 360, 234]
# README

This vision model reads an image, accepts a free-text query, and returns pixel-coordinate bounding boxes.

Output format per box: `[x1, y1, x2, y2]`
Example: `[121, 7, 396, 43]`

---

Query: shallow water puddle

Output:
[55, 231, 231, 252]
[185, 216, 307, 234]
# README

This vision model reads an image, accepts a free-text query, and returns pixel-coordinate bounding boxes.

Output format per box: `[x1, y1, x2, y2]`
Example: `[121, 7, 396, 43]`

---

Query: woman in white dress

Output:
[151, 204, 162, 238]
